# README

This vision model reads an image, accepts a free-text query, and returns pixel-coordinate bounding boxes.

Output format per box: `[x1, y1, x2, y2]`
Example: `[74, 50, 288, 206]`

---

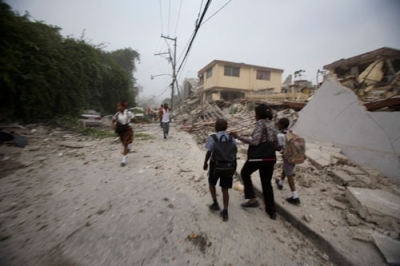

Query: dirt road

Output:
[0, 124, 330, 265]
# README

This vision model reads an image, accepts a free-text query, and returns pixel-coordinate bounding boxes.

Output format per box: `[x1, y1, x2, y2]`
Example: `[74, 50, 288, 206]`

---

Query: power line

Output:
[177, 32, 194, 63]
[159, 0, 164, 33]
[168, 0, 171, 35]
[197, 0, 204, 23]
[201, 0, 232, 26]
[174, 0, 183, 36]
[177, 0, 212, 75]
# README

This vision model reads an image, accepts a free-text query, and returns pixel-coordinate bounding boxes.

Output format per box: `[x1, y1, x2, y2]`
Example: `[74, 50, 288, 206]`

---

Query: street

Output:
[0, 124, 330, 266]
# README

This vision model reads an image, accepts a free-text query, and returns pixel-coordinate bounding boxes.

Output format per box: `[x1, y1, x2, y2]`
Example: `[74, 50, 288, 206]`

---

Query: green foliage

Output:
[0, 1, 139, 122]
[247, 103, 255, 111]
[134, 133, 154, 140]
[58, 116, 115, 139]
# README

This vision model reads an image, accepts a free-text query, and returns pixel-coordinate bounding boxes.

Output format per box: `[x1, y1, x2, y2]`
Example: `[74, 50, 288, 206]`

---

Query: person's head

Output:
[116, 101, 128, 112]
[254, 104, 273, 120]
[160, 104, 163, 108]
[278, 118, 290, 131]
[215, 118, 228, 132]
[163, 103, 168, 109]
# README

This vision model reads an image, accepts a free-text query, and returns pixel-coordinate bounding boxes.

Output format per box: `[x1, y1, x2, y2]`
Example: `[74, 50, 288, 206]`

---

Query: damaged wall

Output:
[293, 77, 400, 180]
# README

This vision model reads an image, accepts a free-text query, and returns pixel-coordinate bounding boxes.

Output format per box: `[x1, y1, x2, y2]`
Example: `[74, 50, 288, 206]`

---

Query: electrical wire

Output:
[177, 0, 212, 75]
[159, 0, 164, 33]
[201, 0, 232, 26]
[197, 0, 204, 23]
[168, 0, 171, 35]
[174, 0, 183, 36]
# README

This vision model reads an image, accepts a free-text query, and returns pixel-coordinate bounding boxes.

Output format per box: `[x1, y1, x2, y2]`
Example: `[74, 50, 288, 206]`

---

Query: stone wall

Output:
[293, 77, 400, 180]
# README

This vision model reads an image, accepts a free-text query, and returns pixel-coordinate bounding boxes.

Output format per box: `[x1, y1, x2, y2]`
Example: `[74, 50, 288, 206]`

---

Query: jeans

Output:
[241, 161, 276, 214]
[162, 122, 170, 139]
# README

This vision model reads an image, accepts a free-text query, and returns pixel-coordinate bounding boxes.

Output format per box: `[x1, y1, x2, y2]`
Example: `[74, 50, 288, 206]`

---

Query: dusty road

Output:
[0, 124, 330, 266]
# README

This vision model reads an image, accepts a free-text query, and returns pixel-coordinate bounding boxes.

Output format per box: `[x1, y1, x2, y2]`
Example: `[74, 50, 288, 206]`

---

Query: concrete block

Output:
[371, 233, 400, 265]
[330, 170, 357, 186]
[305, 149, 321, 161]
[314, 158, 330, 168]
[345, 166, 366, 175]
[306, 143, 321, 150]
[321, 146, 342, 153]
[346, 187, 400, 225]
[327, 151, 349, 164]
[356, 175, 373, 187]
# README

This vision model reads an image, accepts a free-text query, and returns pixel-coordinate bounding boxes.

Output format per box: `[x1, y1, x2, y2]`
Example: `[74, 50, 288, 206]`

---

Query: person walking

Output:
[230, 104, 279, 220]
[159, 103, 171, 140]
[111, 101, 135, 167]
[203, 119, 237, 222]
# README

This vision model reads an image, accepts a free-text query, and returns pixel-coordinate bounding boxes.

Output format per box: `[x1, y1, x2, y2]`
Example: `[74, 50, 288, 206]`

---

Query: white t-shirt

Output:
[113, 110, 134, 125]
[277, 129, 291, 149]
[162, 108, 170, 123]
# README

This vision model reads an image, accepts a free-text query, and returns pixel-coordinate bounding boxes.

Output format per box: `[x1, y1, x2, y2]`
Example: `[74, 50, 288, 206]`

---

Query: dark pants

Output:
[162, 122, 170, 139]
[241, 161, 276, 214]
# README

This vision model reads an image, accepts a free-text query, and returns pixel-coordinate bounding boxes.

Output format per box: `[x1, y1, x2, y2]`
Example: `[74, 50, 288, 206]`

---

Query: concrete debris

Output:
[303, 214, 313, 223]
[352, 228, 373, 242]
[328, 200, 347, 210]
[346, 212, 361, 226]
[371, 233, 400, 265]
[346, 187, 400, 230]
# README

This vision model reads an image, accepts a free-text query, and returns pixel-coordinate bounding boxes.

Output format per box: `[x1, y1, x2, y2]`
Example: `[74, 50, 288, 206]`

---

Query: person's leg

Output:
[240, 161, 260, 206]
[286, 164, 300, 204]
[166, 122, 170, 136]
[208, 166, 220, 210]
[221, 188, 229, 210]
[219, 175, 232, 221]
[259, 162, 276, 219]
[162, 122, 167, 139]
[209, 184, 217, 201]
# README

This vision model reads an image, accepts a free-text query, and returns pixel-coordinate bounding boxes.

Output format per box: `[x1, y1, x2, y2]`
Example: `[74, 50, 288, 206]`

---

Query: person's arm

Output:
[203, 151, 211, 170]
[237, 121, 263, 146]
[111, 113, 117, 130]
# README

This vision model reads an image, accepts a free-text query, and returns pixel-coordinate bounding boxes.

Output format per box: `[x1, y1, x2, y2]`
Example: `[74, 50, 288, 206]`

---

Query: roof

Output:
[198, 60, 284, 75]
[323, 47, 400, 71]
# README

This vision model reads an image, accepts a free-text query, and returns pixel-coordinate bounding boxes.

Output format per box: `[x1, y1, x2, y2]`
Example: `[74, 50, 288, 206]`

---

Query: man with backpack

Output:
[203, 119, 237, 222]
[275, 118, 306, 205]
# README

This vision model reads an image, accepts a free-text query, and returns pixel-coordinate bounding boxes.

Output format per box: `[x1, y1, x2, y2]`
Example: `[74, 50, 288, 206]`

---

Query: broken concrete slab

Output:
[59, 142, 91, 149]
[305, 143, 321, 150]
[346, 187, 400, 227]
[315, 141, 333, 147]
[328, 200, 347, 210]
[345, 166, 366, 175]
[321, 146, 341, 153]
[372, 233, 400, 266]
[330, 170, 357, 186]
[356, 175, 373, 187]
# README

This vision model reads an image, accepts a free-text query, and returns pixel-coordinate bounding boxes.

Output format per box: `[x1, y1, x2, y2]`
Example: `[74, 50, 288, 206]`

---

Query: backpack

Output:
[211, 134, 237, 178]
[283, 132, 306, 164]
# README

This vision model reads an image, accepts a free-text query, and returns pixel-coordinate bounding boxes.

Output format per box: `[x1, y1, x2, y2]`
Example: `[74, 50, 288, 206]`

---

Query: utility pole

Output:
[161, 35, 177, 111]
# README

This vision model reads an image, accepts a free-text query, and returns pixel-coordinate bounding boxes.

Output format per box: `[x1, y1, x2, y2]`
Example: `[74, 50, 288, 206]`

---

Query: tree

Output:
[0, 1, 140, 122]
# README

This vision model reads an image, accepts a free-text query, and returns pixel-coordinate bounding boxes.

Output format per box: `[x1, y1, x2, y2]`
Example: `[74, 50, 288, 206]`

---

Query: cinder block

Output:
[330, 170, 357, 186]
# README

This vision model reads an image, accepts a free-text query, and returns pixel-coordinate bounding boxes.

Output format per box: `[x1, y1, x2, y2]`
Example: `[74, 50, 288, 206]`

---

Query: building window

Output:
[224, 66, 240, 77]
[256, 70, 271, 80]
[206, 68, 212, 79]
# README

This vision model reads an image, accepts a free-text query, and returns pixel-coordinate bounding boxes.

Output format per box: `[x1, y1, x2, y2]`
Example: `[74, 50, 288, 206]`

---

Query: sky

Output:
[6, 0, 400, 102]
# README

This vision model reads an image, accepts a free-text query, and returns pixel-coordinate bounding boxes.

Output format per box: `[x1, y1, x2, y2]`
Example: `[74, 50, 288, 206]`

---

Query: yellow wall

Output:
[202, 64, 282, 93]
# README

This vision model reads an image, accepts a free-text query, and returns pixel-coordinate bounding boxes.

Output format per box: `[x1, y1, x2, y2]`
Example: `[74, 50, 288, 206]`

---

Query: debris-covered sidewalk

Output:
[175, 98, 400, 266]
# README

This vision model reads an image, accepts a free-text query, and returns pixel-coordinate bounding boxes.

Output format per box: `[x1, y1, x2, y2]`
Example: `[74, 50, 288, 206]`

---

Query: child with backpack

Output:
[275, 118, 305, 205]
[203, 119, 237, 222]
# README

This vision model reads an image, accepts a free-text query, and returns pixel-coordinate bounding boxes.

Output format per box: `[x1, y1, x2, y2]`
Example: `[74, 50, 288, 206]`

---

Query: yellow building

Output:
[197, 60, 283, 102]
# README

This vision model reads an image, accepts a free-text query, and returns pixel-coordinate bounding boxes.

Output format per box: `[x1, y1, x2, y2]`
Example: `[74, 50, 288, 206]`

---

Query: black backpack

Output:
[211, 134, 237, 178]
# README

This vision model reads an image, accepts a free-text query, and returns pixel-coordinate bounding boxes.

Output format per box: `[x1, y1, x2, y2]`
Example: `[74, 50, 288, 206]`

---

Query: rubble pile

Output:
[176, 100, 297, 144]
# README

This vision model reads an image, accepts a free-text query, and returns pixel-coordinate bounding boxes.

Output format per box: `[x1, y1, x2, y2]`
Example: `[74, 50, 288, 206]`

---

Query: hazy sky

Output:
[7, 0, 400, 101]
